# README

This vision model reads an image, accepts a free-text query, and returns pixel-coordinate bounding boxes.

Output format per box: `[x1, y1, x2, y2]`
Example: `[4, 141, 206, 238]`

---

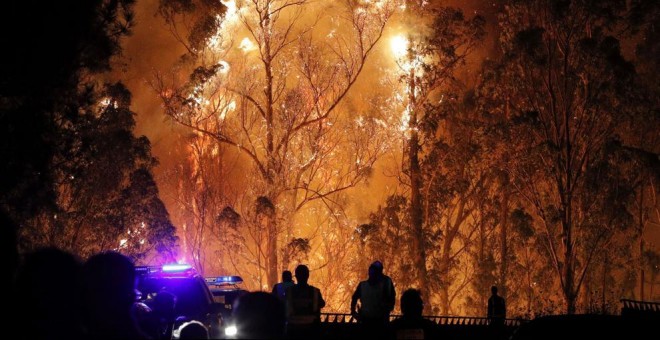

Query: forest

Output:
[1, 0, 658, 318]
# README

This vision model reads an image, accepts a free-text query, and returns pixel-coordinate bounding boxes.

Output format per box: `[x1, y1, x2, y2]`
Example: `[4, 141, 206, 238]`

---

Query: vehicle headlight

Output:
[225, 325, 237, 337]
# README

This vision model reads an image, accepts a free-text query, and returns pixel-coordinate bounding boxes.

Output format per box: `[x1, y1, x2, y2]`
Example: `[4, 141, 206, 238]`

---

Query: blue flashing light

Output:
[162, 264, 193, 272]
[205, 275, 243, 285]
[135, 265, 161, 275]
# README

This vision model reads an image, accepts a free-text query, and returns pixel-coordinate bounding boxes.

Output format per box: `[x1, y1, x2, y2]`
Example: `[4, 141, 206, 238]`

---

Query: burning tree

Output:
[489, 0, 650, 314]
[371, 3, 485, 313]
[155, 0, 396, 287]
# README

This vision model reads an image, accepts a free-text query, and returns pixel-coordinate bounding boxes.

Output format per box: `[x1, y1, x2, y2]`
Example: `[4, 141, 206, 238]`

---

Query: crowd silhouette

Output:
[9, 239, 512, 340]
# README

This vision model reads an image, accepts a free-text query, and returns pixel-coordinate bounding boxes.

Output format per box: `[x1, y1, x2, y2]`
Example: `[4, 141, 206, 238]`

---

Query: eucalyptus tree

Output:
[155, 0, 396, 286]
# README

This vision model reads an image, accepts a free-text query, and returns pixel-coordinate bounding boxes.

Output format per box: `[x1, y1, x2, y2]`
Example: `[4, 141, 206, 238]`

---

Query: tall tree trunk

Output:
[263, 7, 278, 289]
[440, 245, 451, 314]
[639, 188, 645, 300]
[267, 213, 278, 288]
[601, 255, 609, 313]
[408, 68, 428, 305]
[499, 191, 509, 296]
[440, 281, 450, 315]
[563, 218, 576, 314]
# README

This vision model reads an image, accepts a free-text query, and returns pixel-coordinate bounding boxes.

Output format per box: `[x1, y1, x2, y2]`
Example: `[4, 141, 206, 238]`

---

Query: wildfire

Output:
[238, 37, 256, 52]
[390, 34, 408, 59]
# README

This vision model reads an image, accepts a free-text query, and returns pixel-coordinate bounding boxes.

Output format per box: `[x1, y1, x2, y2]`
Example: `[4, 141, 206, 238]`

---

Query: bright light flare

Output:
[221, 0, 237, 14]
[390, 34, 409, 59]
[218, 60, 230, 74]
[162, 264, 192, 272]
[225, 325, 237, 336]
[239, 37, 256, 52]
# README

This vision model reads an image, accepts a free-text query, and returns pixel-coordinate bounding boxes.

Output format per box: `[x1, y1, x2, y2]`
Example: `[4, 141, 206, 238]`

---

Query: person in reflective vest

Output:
[285, 264, 325, 339]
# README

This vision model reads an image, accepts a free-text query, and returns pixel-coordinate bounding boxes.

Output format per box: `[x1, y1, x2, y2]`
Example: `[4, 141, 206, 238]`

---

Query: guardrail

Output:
[320, 313, 526, 327]
[620, 299, 660, 313]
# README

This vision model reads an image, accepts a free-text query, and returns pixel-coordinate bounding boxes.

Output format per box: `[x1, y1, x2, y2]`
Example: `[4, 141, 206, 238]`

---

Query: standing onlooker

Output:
[487, 285, 506, 328]
[271, 270, 295, 302]
[389, 288, 439, 339]
[285, 264, 326, 339]
[177, 320, 209, 339]
[14, 247, 86, 339]
[351, 260, 396, 338]
[80, 251, 150, 339]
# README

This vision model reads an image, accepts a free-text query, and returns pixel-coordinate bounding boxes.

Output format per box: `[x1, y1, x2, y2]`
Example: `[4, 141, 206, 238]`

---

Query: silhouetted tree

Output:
[0, 0, 134, 229]
[0, 0, 178, 261]
[489, 0, 653, 314]
[380, 4, 485, 312]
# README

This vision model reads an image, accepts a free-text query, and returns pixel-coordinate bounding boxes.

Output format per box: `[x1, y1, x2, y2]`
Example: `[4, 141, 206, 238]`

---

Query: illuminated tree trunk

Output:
[263, 8, 279, 289]
[639, 189, 645, 300]
[439, 250, 450, 314]
[266, 207, 278, 288]
[408, 69, 429, 305]
[499, 191, 509, 296]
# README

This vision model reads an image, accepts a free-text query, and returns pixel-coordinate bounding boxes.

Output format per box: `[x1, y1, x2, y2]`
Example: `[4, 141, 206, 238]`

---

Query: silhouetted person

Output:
[285, 264, 326, 339]
[178, 320, 209, 339]
[232, 291, 286, 339]
[140, 290, 177, 339]
[272, 270, 294, 302]
[14, 247, 85, 340]
[3, 211, 20, 335]
[389, 289, 439, 340]
[1, 211, 18, 292]
[80, 251, 150, 339]
[488, 286, 506, 328]
[351, 260, 396, 339]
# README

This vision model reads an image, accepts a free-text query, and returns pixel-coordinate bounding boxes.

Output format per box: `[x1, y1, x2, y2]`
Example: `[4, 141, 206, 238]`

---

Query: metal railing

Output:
[320, 313, 526, 327]
[620, 299, 660, 313]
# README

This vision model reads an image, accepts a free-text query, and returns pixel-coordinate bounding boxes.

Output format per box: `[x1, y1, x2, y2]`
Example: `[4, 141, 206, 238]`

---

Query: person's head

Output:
[294, 264, 309, 284]
[0, 210, 18, 285]
[16, 247, 82, 312]
[491, 286, 498, 295]
[178, 320, 209, 339]
[15, 247, 83, 337]
[81, 251, 137, 317]
[400, 289, 424, 317]
[232, 291, 285, 339]
[368, 260, 384, 281]
[153, 290, 177, 319]
[282, 270, 293, 282]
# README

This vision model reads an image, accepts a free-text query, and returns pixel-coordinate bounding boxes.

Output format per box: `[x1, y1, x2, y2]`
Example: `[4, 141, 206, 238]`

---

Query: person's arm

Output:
[318, 288, 326, 309]
[385, 276, 395, 312]
[351, 283, 361, 315]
